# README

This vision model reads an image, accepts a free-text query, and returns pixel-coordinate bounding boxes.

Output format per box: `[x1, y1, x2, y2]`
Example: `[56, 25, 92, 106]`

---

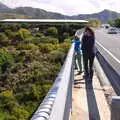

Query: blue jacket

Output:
[72, 39, 81, 53]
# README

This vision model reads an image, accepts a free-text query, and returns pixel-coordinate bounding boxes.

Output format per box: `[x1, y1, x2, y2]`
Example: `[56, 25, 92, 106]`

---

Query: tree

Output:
[114, 17, 120, 28]
[88, 18, 101, 27]
[108, 19, 115, 26]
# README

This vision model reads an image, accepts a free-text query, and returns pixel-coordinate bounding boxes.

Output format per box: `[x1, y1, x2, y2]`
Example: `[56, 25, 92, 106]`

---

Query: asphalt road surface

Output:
[95, 28, 120, 95]
[95, 28, 120, 60]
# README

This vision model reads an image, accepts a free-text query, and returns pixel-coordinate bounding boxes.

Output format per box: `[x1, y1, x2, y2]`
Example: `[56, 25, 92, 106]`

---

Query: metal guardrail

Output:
[95, 41, 120, 120]
[31, 43, 75, 120]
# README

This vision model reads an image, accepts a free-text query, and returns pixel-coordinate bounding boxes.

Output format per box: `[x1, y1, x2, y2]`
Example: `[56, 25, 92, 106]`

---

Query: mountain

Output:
[0, 2, 120, 23]
[0, 2, 10, 10]
[0, 2, 32, 19]
[14, 7, 70, 19]
[72, 9, 120, 23]
[13, 8, 120, 23]
[0, 2, 70, 19]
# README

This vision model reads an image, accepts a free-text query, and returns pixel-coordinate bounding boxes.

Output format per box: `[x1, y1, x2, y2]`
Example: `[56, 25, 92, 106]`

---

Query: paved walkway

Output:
[71, 71, 111, 120]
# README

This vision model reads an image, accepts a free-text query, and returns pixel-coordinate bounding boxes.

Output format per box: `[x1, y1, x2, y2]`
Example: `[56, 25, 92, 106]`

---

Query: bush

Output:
[48, 50, 65, 64]
[0, 32, 8, 41]
[4, 29, 15, 39]
[20, 23, 29, 29]
[15, 84, 42, 102]
[63, 32, 70, 39]
[0, 49, 13, 73]
[0, 90, 18, 111]
[35, 32, 44, 37]
[0, 32, 10, 46]
[4, 115, 17, 120]
[45, 27, 58, 37]
[17, 43, 39, 51]
[39, 43, 56, 53]
[37, 36, 58, 44]
[12, 107, 29, 119]
[17, 28, 31, 40]
[59, 43, 70, 53]
[64, 38, 71, 43]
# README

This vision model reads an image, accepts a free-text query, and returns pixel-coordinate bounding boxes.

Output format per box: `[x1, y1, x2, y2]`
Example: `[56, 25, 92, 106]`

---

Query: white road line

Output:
[96, 41, 120, 64]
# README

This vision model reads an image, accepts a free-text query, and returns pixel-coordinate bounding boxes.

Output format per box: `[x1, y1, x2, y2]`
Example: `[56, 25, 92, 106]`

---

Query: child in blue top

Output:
[72, 36, 82, 74]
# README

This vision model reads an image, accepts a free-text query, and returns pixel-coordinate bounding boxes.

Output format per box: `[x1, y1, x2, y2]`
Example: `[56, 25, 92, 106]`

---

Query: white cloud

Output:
[0, 0, 120, 15]
[50, 0, 101, 15]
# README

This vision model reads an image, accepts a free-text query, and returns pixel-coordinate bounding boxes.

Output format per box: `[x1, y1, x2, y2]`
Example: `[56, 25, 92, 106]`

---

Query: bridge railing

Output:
[31, 43, 75, 120]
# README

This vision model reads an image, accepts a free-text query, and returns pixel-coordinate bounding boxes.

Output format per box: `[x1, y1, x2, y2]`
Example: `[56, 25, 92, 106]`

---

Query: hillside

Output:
[0, 22, 72, 120]
[14, 7, 70, 19]
[0, 2, 10, 10]
[72, 9, 120, 23]
[0, 2, 32, 19]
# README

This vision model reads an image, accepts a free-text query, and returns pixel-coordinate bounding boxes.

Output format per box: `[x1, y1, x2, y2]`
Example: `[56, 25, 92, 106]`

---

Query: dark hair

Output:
[84, 26, 94, 37]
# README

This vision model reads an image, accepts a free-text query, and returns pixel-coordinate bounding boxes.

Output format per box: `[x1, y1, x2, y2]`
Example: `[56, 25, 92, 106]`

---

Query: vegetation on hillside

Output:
[0, 13, 32, 19]
[0, 23, 82, 120]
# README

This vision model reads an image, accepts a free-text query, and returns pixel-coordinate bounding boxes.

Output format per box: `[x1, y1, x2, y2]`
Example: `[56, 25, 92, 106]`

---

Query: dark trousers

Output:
[83, 54, 95, 79]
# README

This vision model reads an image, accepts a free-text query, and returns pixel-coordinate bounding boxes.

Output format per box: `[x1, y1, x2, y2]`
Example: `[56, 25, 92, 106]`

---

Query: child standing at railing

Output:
[72, 36, 82, 75]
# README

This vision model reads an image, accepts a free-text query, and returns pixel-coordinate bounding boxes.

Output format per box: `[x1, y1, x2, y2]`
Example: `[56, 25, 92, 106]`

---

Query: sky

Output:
[1, 0, 120, 15]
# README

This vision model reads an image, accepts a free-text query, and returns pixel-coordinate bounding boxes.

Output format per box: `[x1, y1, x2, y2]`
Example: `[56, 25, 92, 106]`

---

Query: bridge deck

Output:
[71, 71, 110, 120]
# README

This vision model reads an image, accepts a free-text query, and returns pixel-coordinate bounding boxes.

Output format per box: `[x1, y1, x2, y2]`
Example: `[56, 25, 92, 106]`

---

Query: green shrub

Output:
[38, 36, 59, 44]
[59, 43, 70, 53]
[0, 90, 18, 112]
[35, 32, 44, 37]
[17, 43, 39, 51]
[0, 49, 13, 73]
[63, 32, 70, 39]
[0, 32, 8, 41]
[17, 28, 31, 40]
[64, 38, 71, 43]
[0, 32, 10, 46]
[4, 29, 15, 39]
[16, 84, 42, 102]
[20, 23, 29, 29]
[48, 50, 65, 64]
[45, 27, 58, 37]
[4, 115, 17, 120]
[39, 43, 56, 53]
[12, 107, 29, 119]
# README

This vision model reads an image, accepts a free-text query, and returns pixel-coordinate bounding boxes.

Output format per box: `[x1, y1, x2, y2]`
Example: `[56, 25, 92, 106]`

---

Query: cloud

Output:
[46, 0, 101, 15]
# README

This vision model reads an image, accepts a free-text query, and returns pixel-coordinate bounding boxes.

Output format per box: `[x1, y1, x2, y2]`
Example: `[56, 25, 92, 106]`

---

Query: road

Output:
[95, 28, 120, 95]
[95, 28, 120, 60]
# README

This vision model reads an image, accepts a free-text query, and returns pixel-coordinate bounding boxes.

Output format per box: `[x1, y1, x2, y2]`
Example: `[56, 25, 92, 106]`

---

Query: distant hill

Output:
[0, 2, 10, 10]
[72, 9, 120, 23]
[14, 7, 70, 19]
[0, 2, 120, 23]
[0, 3, 32, 19]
